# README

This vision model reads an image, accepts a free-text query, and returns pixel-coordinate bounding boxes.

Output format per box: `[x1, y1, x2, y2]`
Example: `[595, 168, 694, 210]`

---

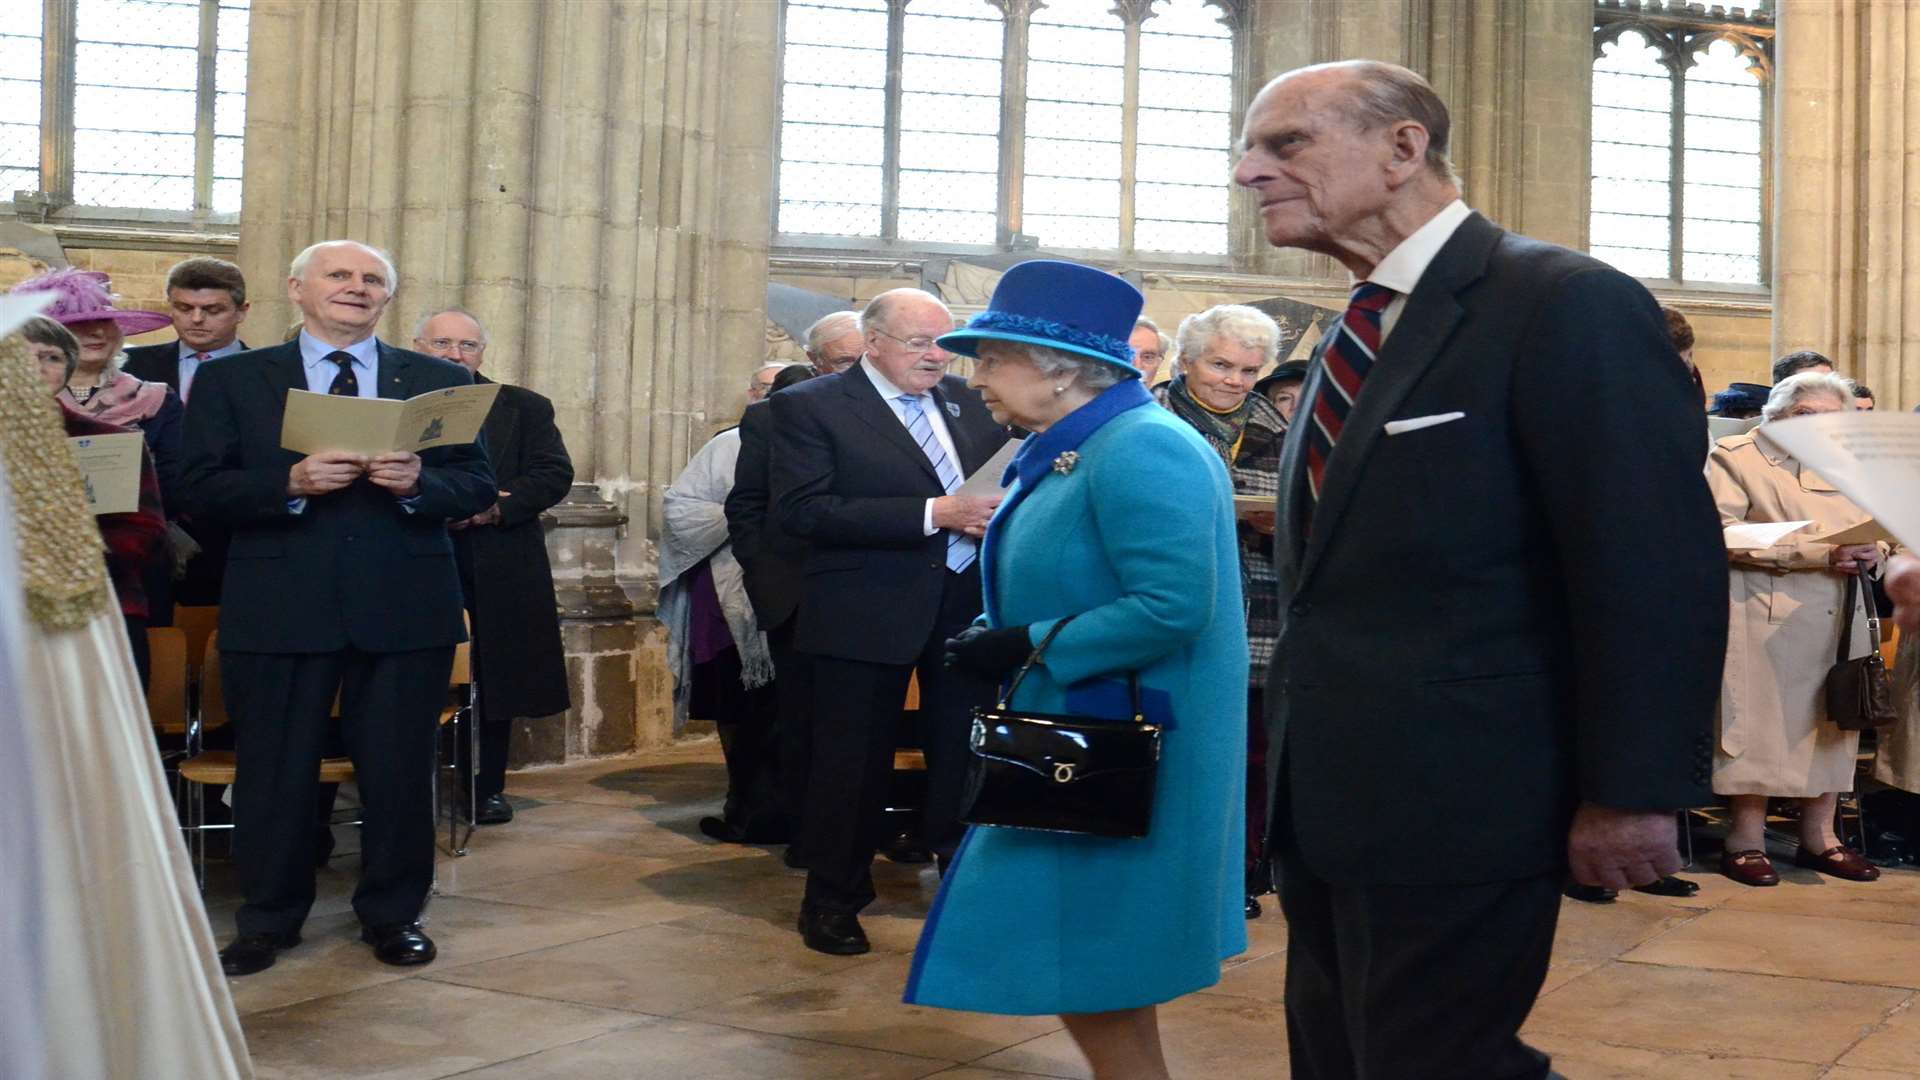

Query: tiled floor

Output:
[223, 742, 1920, 1079]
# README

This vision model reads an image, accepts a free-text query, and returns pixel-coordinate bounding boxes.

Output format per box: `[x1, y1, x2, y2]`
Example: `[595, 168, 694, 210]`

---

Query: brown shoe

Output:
[1793, 844, 1881, 882]
[1721, 849, 1780, 887]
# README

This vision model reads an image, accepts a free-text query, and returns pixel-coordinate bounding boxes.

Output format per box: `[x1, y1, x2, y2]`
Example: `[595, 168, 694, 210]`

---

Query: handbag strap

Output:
[1836, 570, 1884, 665]
[996, 614, 1145, 723]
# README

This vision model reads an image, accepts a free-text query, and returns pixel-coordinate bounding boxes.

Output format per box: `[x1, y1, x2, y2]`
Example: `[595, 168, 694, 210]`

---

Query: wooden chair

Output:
[146, 626, 190, 748]
[436, 639, 476, 858]
[171, 604, 220, 690]
[176, 631, 360, 889]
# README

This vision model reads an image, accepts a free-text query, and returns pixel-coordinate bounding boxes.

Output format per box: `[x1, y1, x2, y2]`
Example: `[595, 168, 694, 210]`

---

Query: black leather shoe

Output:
[798, 907, 870, 956]
[219, 930, 300, 977]
[880, 833, 933, 864]
[782, 845, 807, 870]
[1564, 882, 1618, 904]
[1244, 894, 1263, 919]
[475, 793, 514, 825]
[699, 815, 751, 843]
[1631, 875, 1700, 898]
[361, 922, 437, 966]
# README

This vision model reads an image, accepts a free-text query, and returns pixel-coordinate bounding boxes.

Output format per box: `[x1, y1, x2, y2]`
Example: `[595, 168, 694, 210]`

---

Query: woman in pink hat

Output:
[12, 268, 186, 621]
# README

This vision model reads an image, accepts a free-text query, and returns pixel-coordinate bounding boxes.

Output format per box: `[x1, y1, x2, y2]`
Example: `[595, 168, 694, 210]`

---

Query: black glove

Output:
[943, 624, 1034, 679]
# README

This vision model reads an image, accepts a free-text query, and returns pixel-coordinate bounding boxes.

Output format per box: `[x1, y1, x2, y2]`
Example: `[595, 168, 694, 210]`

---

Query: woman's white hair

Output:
[1762, 370, 1855, 423]
[1175, 304, 1281, 367]
[997, 341, 1129, 392]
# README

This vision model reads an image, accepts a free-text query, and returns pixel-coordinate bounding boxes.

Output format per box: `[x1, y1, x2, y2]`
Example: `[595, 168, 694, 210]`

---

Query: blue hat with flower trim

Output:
[936, 259, 1145, 378]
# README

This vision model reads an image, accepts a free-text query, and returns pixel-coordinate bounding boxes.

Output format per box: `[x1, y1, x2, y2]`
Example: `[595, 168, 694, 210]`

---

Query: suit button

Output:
[1289, 600, 1311, 617]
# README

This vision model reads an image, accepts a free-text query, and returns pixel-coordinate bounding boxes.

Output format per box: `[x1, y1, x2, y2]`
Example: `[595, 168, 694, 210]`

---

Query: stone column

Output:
[1773, 0, 1920, 407]
[1237, 0, 1591, 274]
[237, 0, 779, 758]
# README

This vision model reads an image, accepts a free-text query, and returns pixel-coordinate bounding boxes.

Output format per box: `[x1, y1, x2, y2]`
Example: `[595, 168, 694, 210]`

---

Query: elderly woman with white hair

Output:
[1708, 370, 1886, 886]
[1154, 303, 1284, 917]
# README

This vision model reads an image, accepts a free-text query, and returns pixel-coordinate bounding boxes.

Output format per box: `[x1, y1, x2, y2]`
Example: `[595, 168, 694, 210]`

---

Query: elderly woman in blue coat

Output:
[906, 260, 1248, 1079]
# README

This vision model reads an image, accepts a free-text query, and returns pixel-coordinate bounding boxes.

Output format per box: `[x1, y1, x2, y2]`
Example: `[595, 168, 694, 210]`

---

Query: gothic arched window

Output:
[775, 0, 1242, 260]
[1590, 3, 1772, 286]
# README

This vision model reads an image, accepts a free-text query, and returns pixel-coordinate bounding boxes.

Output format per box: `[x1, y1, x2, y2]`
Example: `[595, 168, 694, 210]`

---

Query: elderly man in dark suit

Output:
[771, 288, 1008, 956]
[181, 240, 496, 976]
[413, 307, 574, 826]
[1236, 62, 1727, 1078]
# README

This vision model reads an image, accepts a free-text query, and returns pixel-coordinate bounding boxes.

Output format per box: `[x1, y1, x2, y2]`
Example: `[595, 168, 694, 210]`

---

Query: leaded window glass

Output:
[1589, 6, 1772, 286]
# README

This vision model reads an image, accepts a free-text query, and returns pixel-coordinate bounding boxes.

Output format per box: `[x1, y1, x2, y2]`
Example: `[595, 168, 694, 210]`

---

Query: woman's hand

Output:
[943, 625, 1034, 679]
[1830, 543, 1882, 575]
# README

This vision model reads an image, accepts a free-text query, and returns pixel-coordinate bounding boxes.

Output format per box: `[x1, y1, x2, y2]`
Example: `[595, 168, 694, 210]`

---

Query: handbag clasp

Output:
[1052, 762, 1076, 783]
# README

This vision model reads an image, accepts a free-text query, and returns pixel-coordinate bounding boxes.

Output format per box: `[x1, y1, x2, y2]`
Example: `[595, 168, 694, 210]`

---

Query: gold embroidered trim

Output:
[0, 334, 111, 628]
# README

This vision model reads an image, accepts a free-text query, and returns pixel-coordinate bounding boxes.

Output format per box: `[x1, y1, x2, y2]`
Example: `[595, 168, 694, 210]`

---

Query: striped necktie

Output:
[1305, 282, 1394, 505]
[899, 394, 977, 573]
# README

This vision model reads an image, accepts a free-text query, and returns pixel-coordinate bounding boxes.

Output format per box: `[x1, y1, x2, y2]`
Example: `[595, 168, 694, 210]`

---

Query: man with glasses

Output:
[770, 288, 1008, 956]
[803, 311, 865, 375]
[1129, 315, 1170, 383]
[413, 308, 575, 826]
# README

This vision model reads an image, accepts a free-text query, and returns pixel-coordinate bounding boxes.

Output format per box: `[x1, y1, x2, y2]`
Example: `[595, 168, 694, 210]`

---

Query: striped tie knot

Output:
[1304, 281, 1396, 507]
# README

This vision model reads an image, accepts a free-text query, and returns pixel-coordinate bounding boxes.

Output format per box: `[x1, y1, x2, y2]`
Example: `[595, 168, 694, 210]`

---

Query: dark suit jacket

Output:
[454, 376, 574, 719]
[179, 339, 497, 654]
[726, 399, 808, 631]
[123, 339, 250, 395]
[770, 364, 1007, 665]
[1266, 212, 1728, 886]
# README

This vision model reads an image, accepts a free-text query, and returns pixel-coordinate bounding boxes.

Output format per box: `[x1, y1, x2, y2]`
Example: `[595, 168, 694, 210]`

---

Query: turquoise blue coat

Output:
[904, 381, 1248, 1016]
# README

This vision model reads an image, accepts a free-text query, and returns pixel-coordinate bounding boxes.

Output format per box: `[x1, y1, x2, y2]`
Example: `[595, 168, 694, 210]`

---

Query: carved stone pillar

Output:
[237, 0, 779, 758]
[1773, 0, 1920, 406]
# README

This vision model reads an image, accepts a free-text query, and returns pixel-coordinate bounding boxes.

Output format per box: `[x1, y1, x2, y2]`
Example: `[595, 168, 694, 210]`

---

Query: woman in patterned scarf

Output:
[1155, 303, 1285, 919]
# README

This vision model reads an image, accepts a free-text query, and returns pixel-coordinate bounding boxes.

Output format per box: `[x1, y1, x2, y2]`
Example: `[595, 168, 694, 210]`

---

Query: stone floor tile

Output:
[1525, 1033, 1820, 1078]
[1551, 895, 1701, 961]
[698, 953, 1062, 1062]
[1527, 962, 1906, 1063]
[1823, 1069, 1920, 1080]
[1720, 871, 1920, 928]
[410, 895, 637, 969]
[446, 1015, 950, 1079]
[1836, 997, 1920, 1073]
[1208, 950, 1287, 1003]
[452, 848, 789, 926]
[426, 921, 870, 1016]
[433, 839, 652, 894]
[973, 991, 1289, 1080]
[245, 978, 640, 1080]
[925, 1068, 1080, 1079]
[1622, 909, 1920, 988]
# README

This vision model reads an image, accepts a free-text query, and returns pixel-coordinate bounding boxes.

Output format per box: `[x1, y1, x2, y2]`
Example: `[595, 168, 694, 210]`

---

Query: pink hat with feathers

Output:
[9, 267, 172, 336]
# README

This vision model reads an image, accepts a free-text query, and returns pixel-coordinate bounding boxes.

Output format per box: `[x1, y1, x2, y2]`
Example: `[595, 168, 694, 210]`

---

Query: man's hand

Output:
[449, 503, 503, 531]
[1830, 543, 1883, 575]
[1887, 553, 1920, 634]
[287, 451, 368, 497]
[367, 451, 423, 498]
[932, 494, 1002, 538]
[1567, 802, 1683, 890]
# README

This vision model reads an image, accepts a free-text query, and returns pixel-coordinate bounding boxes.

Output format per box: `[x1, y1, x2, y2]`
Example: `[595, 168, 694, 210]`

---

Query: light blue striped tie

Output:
[900, 394, 977, 573]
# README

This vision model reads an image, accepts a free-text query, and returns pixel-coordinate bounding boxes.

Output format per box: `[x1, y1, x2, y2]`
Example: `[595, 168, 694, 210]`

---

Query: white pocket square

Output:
[1384, 412, 1465, 436]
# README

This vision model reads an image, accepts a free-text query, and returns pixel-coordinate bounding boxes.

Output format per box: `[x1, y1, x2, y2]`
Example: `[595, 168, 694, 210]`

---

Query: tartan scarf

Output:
[1162, 376, 1253, 466]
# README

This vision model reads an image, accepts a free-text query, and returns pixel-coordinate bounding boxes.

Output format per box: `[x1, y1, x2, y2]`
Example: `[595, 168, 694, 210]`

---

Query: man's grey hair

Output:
[1762, 370, 1855, 424]
[1320, 60, 1458, 185]
[412, 307, 489, 344]
[859, 288, 949, 337]
[288, 240, 401, 294]
[805, 311, 862, 355]
[751, 360, 798, 387]
[1133, 315, 1172, 357]
[1176, 304, 1281, 367]
[1001, 342, 1129, 393]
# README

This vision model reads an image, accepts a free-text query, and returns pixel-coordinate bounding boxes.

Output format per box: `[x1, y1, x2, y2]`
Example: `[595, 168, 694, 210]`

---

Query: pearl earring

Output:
[1053, 385, 1066, 395]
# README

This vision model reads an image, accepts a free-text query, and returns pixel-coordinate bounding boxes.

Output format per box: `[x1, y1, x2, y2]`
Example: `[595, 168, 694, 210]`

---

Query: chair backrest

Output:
[146, 626, 189, 735]
[449, 639, 471, 686]
[200, 630, 229, 732]
[173, 605, 219, 686]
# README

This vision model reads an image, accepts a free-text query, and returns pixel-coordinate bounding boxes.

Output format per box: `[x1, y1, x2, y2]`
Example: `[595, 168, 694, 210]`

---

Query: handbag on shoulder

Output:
[961, 616, 1163, 838]
[1825, 570, 1897, 732]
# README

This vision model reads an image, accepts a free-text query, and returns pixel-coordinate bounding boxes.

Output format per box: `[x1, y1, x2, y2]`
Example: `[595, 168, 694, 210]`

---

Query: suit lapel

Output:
[1296, 214, 1501, 586]
[375, 342, 414, 400]
[1274, 337, 1327, 584]
[927, 380, 979, 474]
[842, 364, 943, 487]
[262, 340, 307, 402]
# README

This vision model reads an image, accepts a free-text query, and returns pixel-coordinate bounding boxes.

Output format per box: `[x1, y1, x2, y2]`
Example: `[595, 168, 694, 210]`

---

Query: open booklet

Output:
[1757, 414, 1920, 552]
[66, 432, 144, 515]
[280, 383, 501, 457]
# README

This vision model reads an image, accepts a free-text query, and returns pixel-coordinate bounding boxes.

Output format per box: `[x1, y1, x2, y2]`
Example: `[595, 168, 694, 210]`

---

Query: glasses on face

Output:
[1134, 351, 1164, 364]
[873, 328, 941, 354]
[424, 338, 485, 355]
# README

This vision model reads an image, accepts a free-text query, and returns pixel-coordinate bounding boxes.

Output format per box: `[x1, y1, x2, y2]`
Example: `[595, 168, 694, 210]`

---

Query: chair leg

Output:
[1678, 808, 1695, 869]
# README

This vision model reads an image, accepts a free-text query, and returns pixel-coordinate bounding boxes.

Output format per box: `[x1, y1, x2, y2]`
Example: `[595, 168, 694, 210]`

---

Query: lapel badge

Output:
[945, 400, 961, 419]
[1051, 450, 1079, 475]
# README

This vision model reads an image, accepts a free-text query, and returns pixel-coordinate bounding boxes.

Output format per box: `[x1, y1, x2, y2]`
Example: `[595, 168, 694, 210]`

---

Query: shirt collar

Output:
[861, 356, 913, 401]
[1355, 198, 1472, 296]
[299, 330, 379, 374]
[180, 339, 245, 361]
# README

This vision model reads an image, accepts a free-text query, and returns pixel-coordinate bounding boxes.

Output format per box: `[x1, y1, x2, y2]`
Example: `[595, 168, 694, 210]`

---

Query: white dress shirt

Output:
[1358, 198, 1472, 343]
[298, 330, 380, 396]
[860, 356, 961, 537]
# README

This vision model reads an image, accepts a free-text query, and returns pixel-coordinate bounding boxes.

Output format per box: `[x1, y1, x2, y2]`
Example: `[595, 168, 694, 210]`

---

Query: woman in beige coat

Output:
[1708, 371, 1884, 886]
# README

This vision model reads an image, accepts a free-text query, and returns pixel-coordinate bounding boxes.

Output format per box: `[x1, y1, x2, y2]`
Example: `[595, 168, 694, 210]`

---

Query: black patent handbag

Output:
[960, 616, 1163, 839]
[1826, 571, 1897, 732]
